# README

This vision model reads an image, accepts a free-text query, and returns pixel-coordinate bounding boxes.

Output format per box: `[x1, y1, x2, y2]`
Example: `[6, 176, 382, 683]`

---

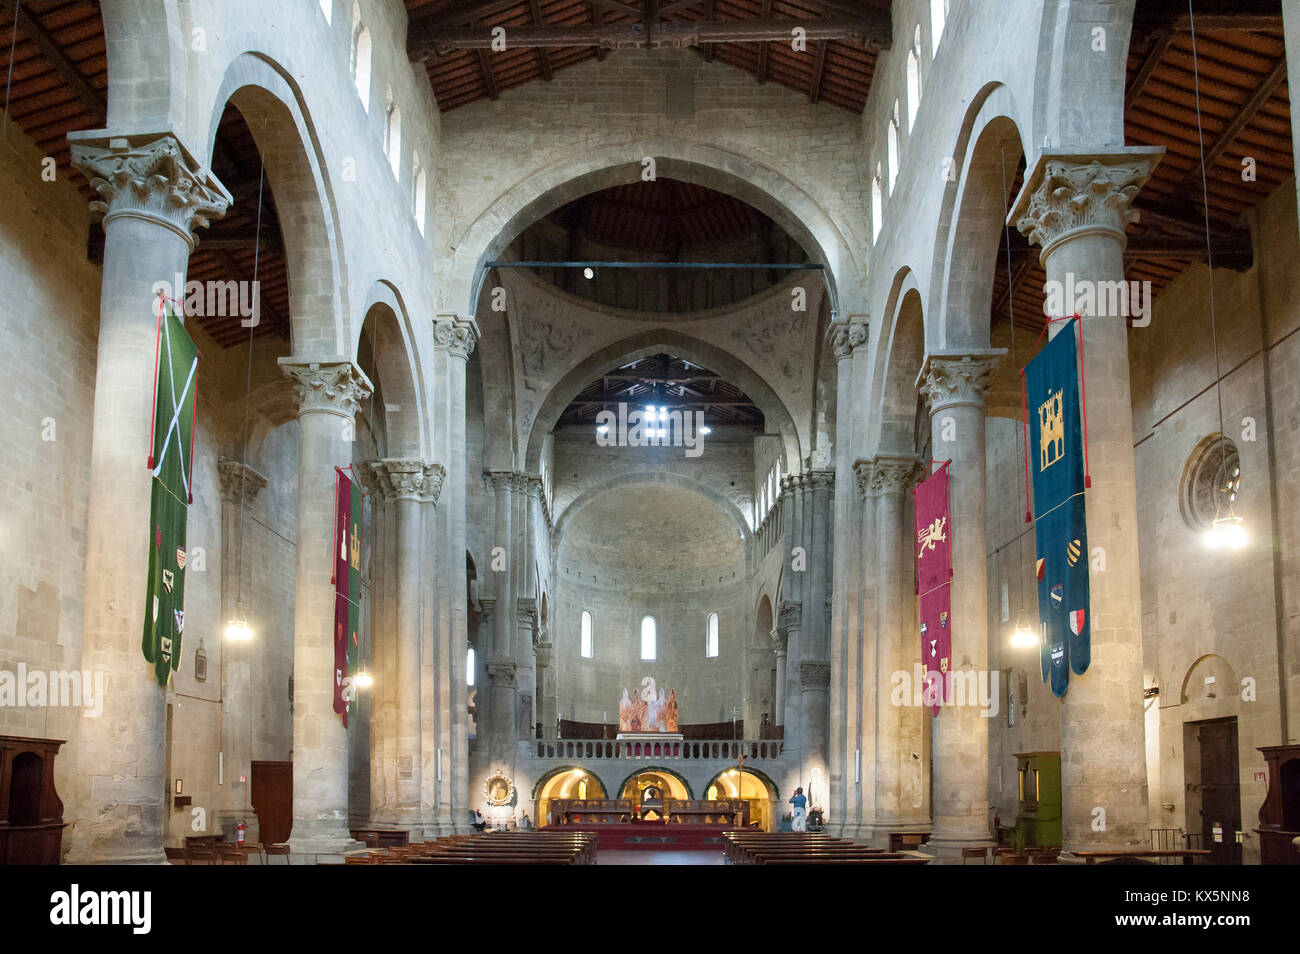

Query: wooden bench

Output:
[350, 832, 600, 866]
[1073, 849, 1212, 865]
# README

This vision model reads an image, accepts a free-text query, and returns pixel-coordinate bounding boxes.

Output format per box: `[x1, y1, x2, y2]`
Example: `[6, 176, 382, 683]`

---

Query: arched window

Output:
[887, 102, 900, 194]
[351, 5, 371, 111]
[466, 647, 476, 687]
[412, 154, 427, 234]
[706, 612, 719, 658]
[906, 33, 921, 132]
[580, 610, 593, 659]
[319, 0, 332, 24]
[931, 0, 948, 54]
[640, 616, 656, 661]
[871, 167, 883, 243]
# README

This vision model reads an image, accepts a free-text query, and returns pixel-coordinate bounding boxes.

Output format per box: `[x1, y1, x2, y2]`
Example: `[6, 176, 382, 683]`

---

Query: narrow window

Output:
[706, 612, 719, 658]
[872, 169, 883, 243]
[906, 46, 921, 132]
[413, 158, 427, 234]
[580, 610, 593, 659]
[319, 0, 332, 24]
[887, 102, 900, 194]
[351, 6, 371, 111]
[641, 616, 656, 661]
[931, 0, 947, 54]
[466, 647, 476, 687]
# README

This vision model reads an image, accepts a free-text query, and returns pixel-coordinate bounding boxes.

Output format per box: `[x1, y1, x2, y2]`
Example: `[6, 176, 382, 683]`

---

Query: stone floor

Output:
[597, 849, 725, 865]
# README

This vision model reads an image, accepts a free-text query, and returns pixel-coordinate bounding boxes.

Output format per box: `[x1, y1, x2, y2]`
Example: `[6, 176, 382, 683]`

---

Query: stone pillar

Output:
[772, 640, 787, 728]
[799, 660, 832, 812]
[1014, 149, 1162, 854]
[484, 472, 517, 765]
[516, 596, 537, 742]
[917, 351, 1003, 861]
[850, 457, 879, 841]
[418, 461, 444, 839]
[367, 459, 431, 829]
[868, 455, 929, 845]
[829, 321, 865, 836]
[217, 458, 266, 834]
[280, 359, 372, 858]
[356, 464, 393, 829]
[535, 642, 557, 739]
[63, 132, 228, 864]
[434, 316, 476, 834]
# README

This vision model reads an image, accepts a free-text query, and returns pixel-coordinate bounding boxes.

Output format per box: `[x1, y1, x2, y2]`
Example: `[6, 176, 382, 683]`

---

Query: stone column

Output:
[868, 455, 929, 845]
[849, 457, 878, 841]
[799, 660, 832, 812]
[535, 641, 557, 739]
[772, 637, 787, 728]
[434, 316, 476, 833]
[280, 359, 372, 858]
[64, 132, 228, 864]
[418, 461, 445, 839]
[1014, 149, 1162, 854]
[367, 459, 430, 829]
[917, 351, 1003, 861]
[356, 464, 393, 829]
[217, 458, 266, 835]
[516, 596, 537, 742]
[484, 472, 517, 766]
[829, 322, 865, 836]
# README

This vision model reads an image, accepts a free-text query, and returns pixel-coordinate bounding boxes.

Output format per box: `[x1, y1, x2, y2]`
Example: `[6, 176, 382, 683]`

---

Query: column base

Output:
[864, 817, 931, 849]
[918, 830, 995, 865]
[288, 816, 366, 861]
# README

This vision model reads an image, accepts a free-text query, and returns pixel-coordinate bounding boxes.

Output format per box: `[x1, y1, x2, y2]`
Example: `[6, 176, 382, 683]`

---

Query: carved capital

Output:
[853, 459, 874, 500]
[806, 470, 834, 493]
[486, 471, 514, 494]
[368, 459, 428, 502]
[916, 351, 1004, 414]
[478, 598, 496, 625]
[799, 661, 831, 689]
[217, 457, 267, 505]
[870, 454, 923, 497]
[831, 317, 869, 360]
[69, 131, 230, 249]
[421, 463, 446, 505]
[517, 597, 537, 630]
[534, 642, 553, 668]
[486, 659, 517, 687]
[1012, 149, 1163, 262]
[434, 315, 478, 360]
[778, 599, 802, 634]
[279, 359, 372, 420]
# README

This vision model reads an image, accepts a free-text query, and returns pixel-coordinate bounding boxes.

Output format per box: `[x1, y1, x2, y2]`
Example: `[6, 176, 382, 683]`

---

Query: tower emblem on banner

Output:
[1023, 318, 1092, 697]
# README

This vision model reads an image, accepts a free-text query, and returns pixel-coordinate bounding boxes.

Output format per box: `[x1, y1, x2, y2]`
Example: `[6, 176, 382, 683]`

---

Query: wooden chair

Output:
[961, 846, 988, 865]
[264, 843, 292, 864]
[186, 846, 216, 865]
[1031, 852, 1058, 864]
[1000, 852, 1028, 865]
[218, 844, 247, 865]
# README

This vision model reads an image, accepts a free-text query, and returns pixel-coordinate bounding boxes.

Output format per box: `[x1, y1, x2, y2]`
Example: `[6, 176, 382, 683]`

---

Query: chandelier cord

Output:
[1187, 1, 1230, 498]
[2, 0, 20, 148]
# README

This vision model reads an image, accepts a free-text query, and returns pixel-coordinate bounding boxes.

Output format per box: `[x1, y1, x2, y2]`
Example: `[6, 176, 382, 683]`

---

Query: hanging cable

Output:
[1000, 144, 1033, 524]
[233, 134, 268, 616]
[2, 0, 21, 148]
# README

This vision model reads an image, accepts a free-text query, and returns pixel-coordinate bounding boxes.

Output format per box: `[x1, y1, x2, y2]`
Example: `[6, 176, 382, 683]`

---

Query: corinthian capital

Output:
[368, 459, 428, 502]
[853, 459, 874, 500]
[799, 661, 831, 689]
[434, 315, 478, 360]
[217, 457, 267, 506]
[1012, 148, 1163, 261]
[279, 359, 373, 419]
[779, 599, 802, 634]
[422, 463, 446, 504]
[870, 454, 922, 496]
[69, 131, 231, 249]
[916, 351, 1005, 414]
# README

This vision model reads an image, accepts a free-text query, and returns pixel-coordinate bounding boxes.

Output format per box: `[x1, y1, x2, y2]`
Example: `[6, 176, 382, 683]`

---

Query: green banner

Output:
[142, 301, 199, 687]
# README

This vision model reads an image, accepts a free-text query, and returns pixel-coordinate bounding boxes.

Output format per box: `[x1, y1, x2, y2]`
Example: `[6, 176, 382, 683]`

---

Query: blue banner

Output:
[1024, 320, 1091, 697]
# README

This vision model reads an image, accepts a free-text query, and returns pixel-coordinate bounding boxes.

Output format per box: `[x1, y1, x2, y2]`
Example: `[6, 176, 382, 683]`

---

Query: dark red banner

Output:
[914, 464, 952, 715]
[332, 470, 353, 723]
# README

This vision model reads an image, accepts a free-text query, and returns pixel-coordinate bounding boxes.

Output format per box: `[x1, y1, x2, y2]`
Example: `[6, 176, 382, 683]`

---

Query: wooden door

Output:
[1197, 719, 1242, 865]
[251, 760, 292, 845]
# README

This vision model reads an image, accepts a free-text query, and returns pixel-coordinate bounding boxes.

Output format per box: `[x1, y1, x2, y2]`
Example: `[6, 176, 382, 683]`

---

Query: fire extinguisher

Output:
[236, 821, 246, 844]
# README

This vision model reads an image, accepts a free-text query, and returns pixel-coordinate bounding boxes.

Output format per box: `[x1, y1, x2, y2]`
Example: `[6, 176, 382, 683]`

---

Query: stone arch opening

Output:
[705, 766, 779, 830]
[356, 285, 425, 460]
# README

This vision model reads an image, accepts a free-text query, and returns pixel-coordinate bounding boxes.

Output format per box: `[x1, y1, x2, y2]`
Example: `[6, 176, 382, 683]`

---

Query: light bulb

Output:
[583, 267, 595, 280]
[1204, 513, 1247, 550]
[224, 618, 252, 642]
[1010, 610, 1037, 649]
[596, 424, 609, 435]
[354, 670, 374, 689]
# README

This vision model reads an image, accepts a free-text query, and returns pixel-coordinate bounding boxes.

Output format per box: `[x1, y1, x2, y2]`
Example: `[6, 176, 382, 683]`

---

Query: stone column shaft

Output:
[280, 359, 371, 857]
[64, 132, 228, 864]
[869, 456, 928, 845]
[918, 351, 1003, 861]
[1014, 149, 1162, 853]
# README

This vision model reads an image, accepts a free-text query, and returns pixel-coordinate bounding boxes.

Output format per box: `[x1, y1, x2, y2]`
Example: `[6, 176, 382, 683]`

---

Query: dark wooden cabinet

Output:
[1256, 744, 1300, 865]
[0, 736, 66, 864]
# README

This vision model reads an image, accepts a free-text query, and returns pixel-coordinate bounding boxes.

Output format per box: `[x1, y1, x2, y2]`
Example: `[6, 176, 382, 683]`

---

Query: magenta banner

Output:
[914, 464, 952, 715]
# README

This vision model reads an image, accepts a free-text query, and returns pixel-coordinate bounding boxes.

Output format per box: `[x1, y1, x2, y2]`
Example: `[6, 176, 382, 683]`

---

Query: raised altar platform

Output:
[615, 732, 684, 742]
[542, 821, 745, 851]
[547, 797, 749, 827]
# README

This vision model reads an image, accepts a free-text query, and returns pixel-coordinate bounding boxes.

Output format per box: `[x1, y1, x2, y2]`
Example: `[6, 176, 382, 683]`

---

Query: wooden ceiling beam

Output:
[1125, 28, 1173, 109]
[809, 41, 828, 104]
[756, 0, 772, 84]
[0, 0, 105, 121]
[528, 0, 553, 79]
[478, 48, 500, 99]
[412, 17, 890, 57]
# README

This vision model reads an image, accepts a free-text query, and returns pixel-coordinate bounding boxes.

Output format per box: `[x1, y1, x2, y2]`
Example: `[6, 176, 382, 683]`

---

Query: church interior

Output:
[1, 0, 1299, 879]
